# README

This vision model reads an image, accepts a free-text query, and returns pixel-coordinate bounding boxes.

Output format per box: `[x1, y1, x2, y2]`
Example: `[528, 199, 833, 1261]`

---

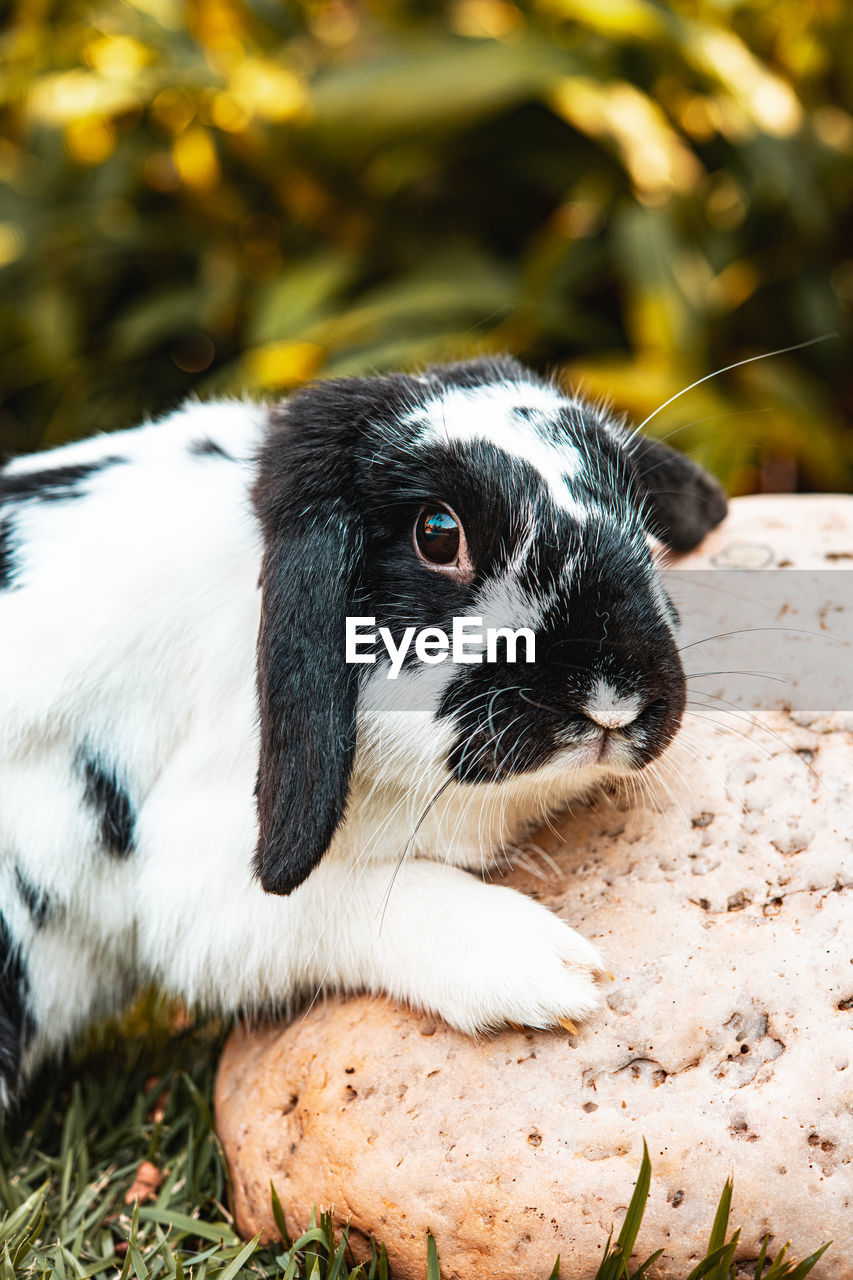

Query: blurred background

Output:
[0, 0, 851, 493]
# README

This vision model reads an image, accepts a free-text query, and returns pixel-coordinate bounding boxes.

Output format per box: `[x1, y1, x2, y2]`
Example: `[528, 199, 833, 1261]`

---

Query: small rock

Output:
[124, 1160, 163, 1206]
[215, 497, 853, 1280]
[711, 541, 775, 569]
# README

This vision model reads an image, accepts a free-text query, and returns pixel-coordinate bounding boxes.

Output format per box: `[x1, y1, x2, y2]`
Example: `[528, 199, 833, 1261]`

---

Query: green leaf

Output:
[209, 1232, 260, 1280]
[128, 1243, 150, 1280]
[426, 1230, 440, 1280]
[118, 1201, 139, 1280]
[309, 36, 570, 153]
[250, 252, 357, 345]
[289, 1226, 334, 1252]
[110, 288, 206, 360]
[0, 1185, 48, 1247]
[707, 1178, 733, 1256]
[277, 1250, 299, 1280]
[762, 1240, 790, 1280]
[270, 1183, 291, 1248]
[785, 1242, 833, 1280]
[10, 1192, 46, 1269]
[327, 1227, 351, 1280]
[136, 1207, 238, 1246]
[613, 1140, 652, 1266]
[702, 1233, 740, 1280]
[629, 1248, 664, 1279]
[684, 1242, 742, 1280]
[753, 1236, 770, 1279]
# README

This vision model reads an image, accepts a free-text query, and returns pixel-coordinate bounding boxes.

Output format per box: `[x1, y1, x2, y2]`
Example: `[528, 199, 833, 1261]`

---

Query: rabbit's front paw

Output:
[430, 885, 604, 1036]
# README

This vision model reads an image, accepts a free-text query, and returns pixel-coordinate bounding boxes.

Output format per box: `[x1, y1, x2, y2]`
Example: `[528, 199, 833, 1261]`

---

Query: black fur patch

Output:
[625, 433, 727, 552]
[81, 754, 136, 858]
[0, 516, 16, 589]
[0, 458, 123, 506]
[189, 438, 233, 460]
[0, 912, 32, 1101]
[15, 867, 50, 929]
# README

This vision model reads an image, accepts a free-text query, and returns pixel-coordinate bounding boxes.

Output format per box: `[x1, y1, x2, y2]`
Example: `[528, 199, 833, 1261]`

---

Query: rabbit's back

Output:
[0, 398, 268, 1096]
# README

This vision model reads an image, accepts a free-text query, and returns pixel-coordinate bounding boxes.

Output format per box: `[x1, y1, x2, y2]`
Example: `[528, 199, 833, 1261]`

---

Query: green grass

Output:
[0, 1005, 831, 1279]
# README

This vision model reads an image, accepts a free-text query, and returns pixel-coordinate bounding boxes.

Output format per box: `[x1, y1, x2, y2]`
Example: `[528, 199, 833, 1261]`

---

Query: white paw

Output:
[420, 882, 604, 1036]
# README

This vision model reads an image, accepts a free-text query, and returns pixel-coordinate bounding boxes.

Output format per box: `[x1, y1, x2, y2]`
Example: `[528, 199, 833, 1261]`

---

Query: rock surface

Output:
[216, 496, 853, 1279]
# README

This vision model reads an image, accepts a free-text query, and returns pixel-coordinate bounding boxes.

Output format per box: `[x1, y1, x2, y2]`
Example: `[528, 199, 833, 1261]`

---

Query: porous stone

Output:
[216, 496, 853, 1279]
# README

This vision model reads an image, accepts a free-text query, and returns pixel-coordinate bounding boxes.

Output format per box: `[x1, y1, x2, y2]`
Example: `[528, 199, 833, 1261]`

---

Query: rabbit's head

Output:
[252, 357, 727, 893]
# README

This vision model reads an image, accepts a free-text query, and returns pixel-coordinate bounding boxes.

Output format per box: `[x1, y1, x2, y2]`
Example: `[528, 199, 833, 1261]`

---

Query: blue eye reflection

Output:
[423, 511, 457, 540]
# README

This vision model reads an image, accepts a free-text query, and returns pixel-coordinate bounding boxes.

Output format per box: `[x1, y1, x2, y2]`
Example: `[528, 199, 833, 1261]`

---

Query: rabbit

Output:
[0, 355, 727, 1104]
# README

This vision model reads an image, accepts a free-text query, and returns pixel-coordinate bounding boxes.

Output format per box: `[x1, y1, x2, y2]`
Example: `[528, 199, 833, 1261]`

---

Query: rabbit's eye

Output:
[415, 506, 463, 567]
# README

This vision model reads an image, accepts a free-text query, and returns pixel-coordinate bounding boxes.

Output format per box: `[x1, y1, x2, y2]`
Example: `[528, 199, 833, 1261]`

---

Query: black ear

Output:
[625, 432, 728, 553]
[251, 382, 370, 896]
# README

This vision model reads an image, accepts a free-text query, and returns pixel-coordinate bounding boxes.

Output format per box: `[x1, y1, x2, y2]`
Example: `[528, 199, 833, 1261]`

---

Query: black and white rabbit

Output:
[0, 356, 726, 1103]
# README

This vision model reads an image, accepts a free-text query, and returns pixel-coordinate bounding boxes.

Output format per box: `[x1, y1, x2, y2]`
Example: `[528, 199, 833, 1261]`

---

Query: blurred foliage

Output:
[0, 0, 851, 492]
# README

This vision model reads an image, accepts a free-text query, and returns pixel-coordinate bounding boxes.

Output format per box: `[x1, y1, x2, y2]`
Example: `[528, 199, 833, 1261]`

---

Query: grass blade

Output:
[427, 1231, 440, 1280]
[290, 1226, 334, 1252]
[128, 1243, 150, 1279]
[137, 1206, 238, 1246]
[327, 1226, 351, 1280]
[270, 1182, 291, 1248]
[753, 1235, 770, 1279]
[707, 1178, 733, 1255]
[118, 1201, 139, 1280]
[684, 1242, 741, 1280]
[278, 1250, 299, 1280]
[612, 1140, 652, 1271]
[785, 1241, 833, 1280]
[630, 1247, 664, 1278]
[211, 1232, 260, 1280]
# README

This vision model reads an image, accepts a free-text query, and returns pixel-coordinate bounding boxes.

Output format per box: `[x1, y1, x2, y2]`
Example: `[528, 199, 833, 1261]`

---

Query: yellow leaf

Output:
[246, 340, 324, 388]
[210, 90, 252, 133]
[687, 28, 802, 137]
[229, 59, 307, 123]
[65, 117, 116, 166]
[707, 261, 760, 311]
[539, 0, 665, 39]
[28, 71, 139, 124]
[85, 36, 150, 80]
[0, 223, 25, 268]
[172, 127, 220, 192]
[551, 78, 701, 199]
[451, 0, 524, 40]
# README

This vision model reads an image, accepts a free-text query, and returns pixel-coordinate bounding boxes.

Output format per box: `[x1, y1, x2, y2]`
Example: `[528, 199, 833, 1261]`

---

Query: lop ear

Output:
[625, 432, 728, 553]
[251, 383, 368, 896]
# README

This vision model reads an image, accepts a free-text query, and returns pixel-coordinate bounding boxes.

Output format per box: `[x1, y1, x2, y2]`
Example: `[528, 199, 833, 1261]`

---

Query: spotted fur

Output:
[0, 358, 726, 1103]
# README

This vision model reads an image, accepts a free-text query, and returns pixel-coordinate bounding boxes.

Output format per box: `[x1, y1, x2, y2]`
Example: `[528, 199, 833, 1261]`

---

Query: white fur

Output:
[0, 395, 611, 1080]
[410, 382, 588, 519]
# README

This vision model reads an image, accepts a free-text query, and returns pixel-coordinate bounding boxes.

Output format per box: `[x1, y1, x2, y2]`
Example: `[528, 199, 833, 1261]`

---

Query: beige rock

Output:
[216, 496, 853, 1279]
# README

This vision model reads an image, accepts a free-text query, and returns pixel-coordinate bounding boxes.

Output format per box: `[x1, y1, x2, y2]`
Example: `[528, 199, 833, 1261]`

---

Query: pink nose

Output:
[583, 682, 642, 729]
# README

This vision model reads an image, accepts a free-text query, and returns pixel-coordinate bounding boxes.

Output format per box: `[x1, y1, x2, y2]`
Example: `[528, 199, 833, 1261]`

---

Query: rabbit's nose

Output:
[582, 680, 643, 730]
